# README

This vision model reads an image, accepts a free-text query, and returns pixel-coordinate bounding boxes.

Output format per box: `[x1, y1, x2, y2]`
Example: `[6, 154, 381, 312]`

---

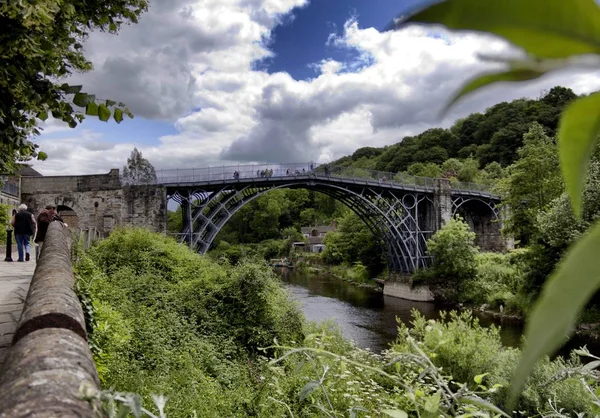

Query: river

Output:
[279, 269, 600, 355]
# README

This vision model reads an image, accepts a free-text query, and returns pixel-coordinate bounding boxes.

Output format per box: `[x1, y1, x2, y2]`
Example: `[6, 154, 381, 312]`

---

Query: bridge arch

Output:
[451, 196, 504, 252]
[168, 179, 433, 273]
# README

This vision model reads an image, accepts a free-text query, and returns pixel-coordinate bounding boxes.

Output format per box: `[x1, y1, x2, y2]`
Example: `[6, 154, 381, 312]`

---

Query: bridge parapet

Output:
[0, 222, 99, 417]
[151, 162, 496, 197]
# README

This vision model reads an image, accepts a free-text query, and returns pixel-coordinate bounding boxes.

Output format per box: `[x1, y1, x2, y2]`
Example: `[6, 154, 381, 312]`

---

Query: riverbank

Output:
[294, 263, 600, 345]
[293, 261, 382, 291]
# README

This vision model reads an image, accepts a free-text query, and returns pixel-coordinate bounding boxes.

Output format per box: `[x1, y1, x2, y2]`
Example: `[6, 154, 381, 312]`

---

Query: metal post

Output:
[4, 228, 13, 262]
[187, 196, 193, 250]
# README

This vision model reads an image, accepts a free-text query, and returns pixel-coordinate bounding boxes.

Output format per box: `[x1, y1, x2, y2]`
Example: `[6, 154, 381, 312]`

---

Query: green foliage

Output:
[321, 211, 384, 275]
[558, 92, 600, 216]
[399, 0, 600, 405]
[166, 209, 182, 234]
[461, 252, 525, 310]
[513, 221, 600, 406]
[0, 204, 10, 242]
[0, 0, 143, 163]
[426, 216, 478, 286]
[393, 311, 597, 417]
[326, 88, 575, 172]
[329, 262, 371, 284]
[121, 148, 157, 185]
[216, 189, 344, 244]
[77, 230, 600, 417]
[497, 123, 563, 243]
[76, 228, 306, 416]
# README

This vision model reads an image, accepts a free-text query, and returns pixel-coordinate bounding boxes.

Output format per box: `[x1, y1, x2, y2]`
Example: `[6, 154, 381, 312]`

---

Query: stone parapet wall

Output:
[21, 169, 121, 194]
[0, 222, 99, 417]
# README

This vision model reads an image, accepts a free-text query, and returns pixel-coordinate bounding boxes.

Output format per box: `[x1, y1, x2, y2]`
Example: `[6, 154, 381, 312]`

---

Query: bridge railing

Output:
[154, 162, 440, 189]
[452, 180, 497, 195]
[152, 162, 497, 194]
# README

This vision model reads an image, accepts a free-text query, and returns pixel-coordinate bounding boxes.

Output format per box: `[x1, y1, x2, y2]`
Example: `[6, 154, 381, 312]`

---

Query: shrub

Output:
[0, 203, 11, 242]
[427, 216, 478, 286]
[392, 310, 597, 417]
[460, 252, 525, 309]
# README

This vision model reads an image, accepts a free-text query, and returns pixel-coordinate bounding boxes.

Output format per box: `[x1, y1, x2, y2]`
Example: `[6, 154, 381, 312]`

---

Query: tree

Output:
[497, 123, 563, 244]
[321, 211, 384, 274]
[426, 216, 478, 287]
[0, 0, 146, 167]
[526, 158, 600, 291]
[121, 148, 157, 185]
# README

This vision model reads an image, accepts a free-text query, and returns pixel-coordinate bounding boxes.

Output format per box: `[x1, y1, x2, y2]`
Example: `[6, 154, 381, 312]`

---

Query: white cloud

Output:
[33, 5, 600, 176]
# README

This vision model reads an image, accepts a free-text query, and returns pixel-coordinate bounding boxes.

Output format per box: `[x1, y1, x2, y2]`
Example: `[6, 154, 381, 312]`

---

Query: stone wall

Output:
[0, 222, 100, 417]
[383, 281, 435, 302]
[21, 170, 167, 236]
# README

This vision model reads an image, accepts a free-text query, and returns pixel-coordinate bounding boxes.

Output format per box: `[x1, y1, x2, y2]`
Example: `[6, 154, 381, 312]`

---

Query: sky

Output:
[33, 0, 600, 176]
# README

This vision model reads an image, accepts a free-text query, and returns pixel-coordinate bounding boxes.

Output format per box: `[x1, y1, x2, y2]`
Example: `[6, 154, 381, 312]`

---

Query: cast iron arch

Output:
[168, 180, 433, 273]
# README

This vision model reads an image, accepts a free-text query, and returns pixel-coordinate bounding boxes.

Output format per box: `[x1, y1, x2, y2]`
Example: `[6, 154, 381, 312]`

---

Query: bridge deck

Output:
[160, 173, 500, 200]
[0, 258, 35, 371]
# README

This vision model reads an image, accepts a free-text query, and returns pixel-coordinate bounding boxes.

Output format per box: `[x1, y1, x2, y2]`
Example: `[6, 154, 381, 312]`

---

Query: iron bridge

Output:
[159, 163, 501, 273]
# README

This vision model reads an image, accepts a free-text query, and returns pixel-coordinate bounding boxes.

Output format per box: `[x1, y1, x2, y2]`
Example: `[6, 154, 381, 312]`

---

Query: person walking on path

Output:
[34, 205, 64, 254]
[10, 204, 36, 262]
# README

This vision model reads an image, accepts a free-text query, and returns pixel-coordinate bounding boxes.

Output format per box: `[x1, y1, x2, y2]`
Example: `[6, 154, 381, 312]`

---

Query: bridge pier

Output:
[433, 179, 453, 230]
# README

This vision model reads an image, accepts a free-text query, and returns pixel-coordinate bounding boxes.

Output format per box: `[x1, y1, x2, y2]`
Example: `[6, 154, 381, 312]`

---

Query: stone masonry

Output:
[20, 169, 167, 237]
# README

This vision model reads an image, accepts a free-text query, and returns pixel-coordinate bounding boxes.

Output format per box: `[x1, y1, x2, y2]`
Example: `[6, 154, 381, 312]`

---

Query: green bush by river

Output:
[75, 228, 599, 417]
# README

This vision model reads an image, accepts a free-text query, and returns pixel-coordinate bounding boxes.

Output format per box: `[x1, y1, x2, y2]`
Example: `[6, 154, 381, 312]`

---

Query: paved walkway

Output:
[0, 258, 35, 369]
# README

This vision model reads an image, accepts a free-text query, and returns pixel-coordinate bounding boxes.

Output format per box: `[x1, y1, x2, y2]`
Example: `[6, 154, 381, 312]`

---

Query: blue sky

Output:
[265, 0, 423, 80]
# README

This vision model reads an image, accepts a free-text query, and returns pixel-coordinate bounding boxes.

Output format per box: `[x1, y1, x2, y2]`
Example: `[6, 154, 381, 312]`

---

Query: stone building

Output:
[20, 169, 167, 243]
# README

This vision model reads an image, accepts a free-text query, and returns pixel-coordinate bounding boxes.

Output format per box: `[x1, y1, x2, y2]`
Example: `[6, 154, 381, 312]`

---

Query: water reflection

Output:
[280, 269, 599, 356]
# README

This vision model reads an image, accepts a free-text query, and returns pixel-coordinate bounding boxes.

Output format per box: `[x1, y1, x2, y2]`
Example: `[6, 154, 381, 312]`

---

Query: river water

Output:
[280, 269, 599, 355]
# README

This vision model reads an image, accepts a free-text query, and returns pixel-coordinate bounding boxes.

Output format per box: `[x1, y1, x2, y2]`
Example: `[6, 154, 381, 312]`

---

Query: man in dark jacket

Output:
[34, 205, 64, 251]
[10, 204, 36, 262]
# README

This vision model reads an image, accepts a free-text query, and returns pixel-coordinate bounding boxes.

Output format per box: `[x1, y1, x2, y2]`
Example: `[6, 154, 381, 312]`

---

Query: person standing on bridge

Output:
[10, 204, 36, 262]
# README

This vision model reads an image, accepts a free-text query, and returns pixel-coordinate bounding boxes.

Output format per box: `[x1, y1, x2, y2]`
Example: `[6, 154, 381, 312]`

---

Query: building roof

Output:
[307, 236, 324, 245]
[17, 165, 43, 177]
[301, 225, 335, 234]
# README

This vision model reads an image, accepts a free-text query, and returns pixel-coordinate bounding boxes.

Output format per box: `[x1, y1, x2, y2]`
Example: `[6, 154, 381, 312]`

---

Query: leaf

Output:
[400, 0, 600, 59]
[61, 84, 83, 94]
[424, 391, 441, 413]
[129, 394, 142, 418]
[38, 111, 48, 121]
[106, 99, 116, 107]
[114, 108, 123, 123]
[582, 360, 600, 372]
[86, 102, 99, 116]
[473, 372, 489, 385]
[299, 381, 319, 402]
[445, 68, 545, 110]
[349, 406, 369, 418]
[458, 396, 510, 417]
[98, 104, 111, 122]
[382, 410, 408, 418]
[37, 151, 48, 161]
[116, 405, 130, 418]
[558, 93, 600, 216]
[510, 221, 600, 407]
[72, 92, 89, 107]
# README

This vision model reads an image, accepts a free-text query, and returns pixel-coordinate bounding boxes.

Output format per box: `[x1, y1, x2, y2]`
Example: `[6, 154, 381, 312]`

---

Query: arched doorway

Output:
[56, 205, 78, 228]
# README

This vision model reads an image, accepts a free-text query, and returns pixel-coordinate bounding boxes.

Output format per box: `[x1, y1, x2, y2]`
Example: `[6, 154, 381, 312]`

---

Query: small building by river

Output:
[300, 224, 336, 253]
